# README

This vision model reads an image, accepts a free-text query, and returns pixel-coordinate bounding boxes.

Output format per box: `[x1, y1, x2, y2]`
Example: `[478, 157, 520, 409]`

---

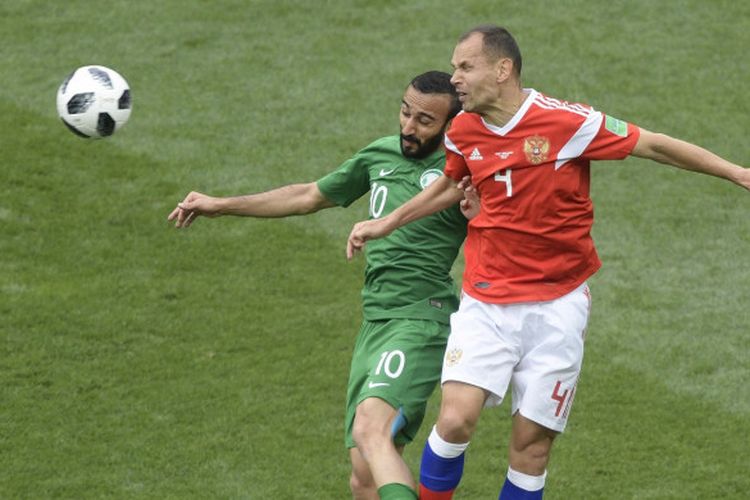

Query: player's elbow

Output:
[289, 184, 333, 215]
[296, 197, 333, 215]
[633, 130, 672, 163]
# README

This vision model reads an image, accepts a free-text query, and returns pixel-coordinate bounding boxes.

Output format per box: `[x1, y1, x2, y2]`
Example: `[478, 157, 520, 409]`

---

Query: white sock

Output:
[427, 426, 469, 458]
[507, 466, 546, 491]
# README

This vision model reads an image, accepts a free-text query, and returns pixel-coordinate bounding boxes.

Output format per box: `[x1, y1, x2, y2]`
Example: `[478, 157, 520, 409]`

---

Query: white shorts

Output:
[441, 283, 591, 432]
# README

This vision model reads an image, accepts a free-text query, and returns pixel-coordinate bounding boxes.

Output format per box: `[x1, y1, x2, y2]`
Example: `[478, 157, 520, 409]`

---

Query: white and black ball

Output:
[56, 65, 132, 138]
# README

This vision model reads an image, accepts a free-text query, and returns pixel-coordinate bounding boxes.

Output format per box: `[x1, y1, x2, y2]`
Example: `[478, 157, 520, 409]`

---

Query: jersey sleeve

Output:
[582, 114, 640, 161]
[316, 149, 372, 207]
[443, 134, 470, 181]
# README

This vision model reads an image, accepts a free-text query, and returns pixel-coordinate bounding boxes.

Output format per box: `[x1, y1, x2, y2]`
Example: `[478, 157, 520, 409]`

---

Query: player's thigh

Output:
[353, 396, 399, 437]
[512, 283, 591, 432]
[442, 293, 519, 407]
[346, 319, 448, 447]
[345, 321, 382, 448]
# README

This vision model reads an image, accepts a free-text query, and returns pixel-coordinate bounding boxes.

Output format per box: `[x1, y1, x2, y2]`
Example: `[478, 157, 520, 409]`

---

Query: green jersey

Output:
[317, 135, 467, 324]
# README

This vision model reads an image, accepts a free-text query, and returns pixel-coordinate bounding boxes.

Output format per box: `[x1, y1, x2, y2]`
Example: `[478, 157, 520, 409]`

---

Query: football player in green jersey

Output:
[168, 71, 472, 500]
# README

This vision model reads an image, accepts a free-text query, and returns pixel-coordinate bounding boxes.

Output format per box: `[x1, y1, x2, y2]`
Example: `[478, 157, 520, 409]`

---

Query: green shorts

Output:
[344, 318, 450, 448]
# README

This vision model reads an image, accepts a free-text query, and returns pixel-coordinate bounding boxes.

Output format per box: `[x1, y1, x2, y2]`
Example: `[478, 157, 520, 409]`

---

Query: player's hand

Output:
[346, 218, 392, 260]
[167, 191, 221, 228]
[457, 175, 480, 220]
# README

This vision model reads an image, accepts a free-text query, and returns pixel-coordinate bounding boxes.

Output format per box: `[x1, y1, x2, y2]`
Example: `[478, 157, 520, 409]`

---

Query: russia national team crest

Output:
[444, 348, 463, 367]
[523, 135, 550, 164]
[419, 168, 442, 190]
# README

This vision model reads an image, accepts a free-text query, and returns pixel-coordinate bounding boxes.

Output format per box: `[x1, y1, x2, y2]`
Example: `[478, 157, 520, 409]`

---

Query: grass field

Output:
[1, 1, 748, 498]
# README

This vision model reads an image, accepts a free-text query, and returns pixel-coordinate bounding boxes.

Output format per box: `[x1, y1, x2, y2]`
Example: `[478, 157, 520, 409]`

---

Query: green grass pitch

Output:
[1, 1, 748, 498]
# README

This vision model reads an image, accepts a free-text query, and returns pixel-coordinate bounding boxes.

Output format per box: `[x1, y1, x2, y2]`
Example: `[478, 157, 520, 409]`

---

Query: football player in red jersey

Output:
[347, 25, 750, 499]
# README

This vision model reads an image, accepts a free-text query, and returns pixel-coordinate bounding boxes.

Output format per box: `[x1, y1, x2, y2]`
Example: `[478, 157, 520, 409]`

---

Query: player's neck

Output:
[482, 88, 528, 127]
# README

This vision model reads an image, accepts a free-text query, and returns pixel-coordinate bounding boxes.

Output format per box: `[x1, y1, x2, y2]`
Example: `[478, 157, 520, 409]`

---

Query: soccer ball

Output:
[56, 65, 132, 138]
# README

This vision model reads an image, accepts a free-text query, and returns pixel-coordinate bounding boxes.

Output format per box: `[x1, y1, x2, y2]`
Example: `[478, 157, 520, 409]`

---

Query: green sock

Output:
[377, 483, 418, 500]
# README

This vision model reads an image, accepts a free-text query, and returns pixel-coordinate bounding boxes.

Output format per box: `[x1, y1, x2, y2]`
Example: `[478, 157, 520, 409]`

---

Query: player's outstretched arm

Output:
[168, 183, 335, 228]
[346, 174, 462, 259]
[631, 129, 750, 191]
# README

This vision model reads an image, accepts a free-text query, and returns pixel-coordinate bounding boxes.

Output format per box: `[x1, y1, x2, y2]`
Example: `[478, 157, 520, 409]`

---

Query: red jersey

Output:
[444, 89, 640, 303]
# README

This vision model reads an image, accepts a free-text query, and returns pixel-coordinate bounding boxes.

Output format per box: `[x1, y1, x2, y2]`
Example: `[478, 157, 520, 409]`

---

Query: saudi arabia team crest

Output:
[523, 135, 550, 164]
[420, 169, 443, 190]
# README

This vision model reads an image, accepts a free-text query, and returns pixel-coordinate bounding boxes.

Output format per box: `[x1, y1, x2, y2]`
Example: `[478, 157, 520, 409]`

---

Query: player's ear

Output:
[496, 57, 514, 84]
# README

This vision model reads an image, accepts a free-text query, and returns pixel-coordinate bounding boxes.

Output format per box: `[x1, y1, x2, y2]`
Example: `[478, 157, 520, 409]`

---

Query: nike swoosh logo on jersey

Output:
[368, 381, 390, 388]
[379, 168, 395, 177]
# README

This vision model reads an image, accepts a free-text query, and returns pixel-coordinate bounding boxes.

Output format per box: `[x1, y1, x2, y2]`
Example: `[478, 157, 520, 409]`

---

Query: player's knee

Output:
[351, 421, 367, 450]
[352, 401, 393, 449]
[352, 413, 388, 450]
[436, 406, 478, 443]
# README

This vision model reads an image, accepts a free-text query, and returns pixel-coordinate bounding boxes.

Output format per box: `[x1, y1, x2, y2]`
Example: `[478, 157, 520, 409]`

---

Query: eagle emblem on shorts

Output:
[444, 348, 463, 367]
[523, 135, 550, 164]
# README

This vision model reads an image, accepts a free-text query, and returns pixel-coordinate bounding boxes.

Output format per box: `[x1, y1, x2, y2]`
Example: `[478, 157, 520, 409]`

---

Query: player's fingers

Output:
[351, 241, 364, 259]
[177, 200, 194, 211]
[180, 192, 197, 204]
[346, 230, 364, 260]
[167, 206, 179, 221]
[346, 238, 356, 260]
[347, 234, 359, 260]
[175, 208, 190, 228]
[183, 211, 197, 228]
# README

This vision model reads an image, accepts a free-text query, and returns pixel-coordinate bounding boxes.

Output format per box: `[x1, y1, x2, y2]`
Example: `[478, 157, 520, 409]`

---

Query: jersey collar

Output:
[480, 88, 537, 136]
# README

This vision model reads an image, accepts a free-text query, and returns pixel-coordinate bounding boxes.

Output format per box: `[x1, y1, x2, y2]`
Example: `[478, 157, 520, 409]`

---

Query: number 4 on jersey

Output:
[494, 169, 513, 197]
